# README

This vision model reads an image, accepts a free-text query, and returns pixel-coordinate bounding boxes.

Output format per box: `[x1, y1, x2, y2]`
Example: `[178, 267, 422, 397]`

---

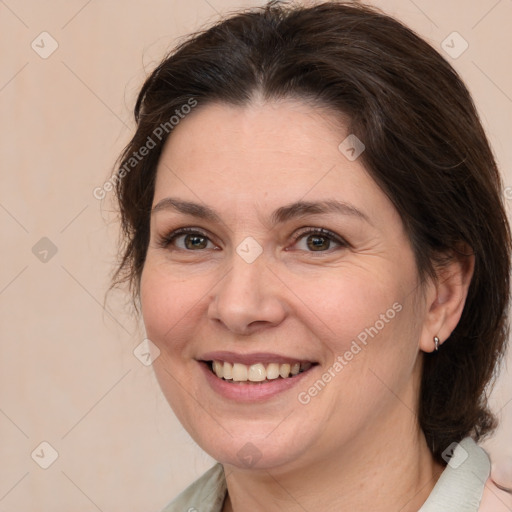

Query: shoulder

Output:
[159, 463, 227, 512]
[420, 437, 489, 511]
[425, 437, 512, 512]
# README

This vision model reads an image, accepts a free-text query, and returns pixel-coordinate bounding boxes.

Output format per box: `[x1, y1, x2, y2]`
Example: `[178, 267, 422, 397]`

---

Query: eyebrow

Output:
[151, 197, 371, 226]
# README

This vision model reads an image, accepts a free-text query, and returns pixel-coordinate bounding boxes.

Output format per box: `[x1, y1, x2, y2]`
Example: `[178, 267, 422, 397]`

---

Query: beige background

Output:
[0, 0, 511, 510]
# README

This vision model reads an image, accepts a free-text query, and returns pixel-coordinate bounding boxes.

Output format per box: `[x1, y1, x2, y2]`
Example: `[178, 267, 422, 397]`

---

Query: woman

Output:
[112, 1, 512, 510]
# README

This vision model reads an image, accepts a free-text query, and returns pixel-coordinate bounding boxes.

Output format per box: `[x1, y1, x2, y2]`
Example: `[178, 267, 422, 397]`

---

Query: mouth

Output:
[205, 360, 316, 383]
[197, 351, 320, 401]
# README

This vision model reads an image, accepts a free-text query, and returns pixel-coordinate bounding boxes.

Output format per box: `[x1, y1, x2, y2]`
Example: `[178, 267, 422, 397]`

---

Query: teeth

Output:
[248, 363, 266, 382]
[213, 361, 223, 378]
[279, 363, 291, 379]
[223, 361, 233, 380]
[301, 362, 312, 372]
[210, 360, 313, 382]
[266, 363, 280, 380]
[232, 363, 248, 381]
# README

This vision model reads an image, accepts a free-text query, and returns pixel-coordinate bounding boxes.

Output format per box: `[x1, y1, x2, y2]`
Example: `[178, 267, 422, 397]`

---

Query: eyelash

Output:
[157, 227, 348, 252]
[289, 227, 348, 251]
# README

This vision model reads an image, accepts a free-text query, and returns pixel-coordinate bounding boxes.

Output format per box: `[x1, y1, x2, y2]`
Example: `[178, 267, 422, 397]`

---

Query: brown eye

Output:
[306, 234, 331, 251]
[291, 228, 347, 252]
[159, 228, 216, 251]
[183, 234, 209, 250]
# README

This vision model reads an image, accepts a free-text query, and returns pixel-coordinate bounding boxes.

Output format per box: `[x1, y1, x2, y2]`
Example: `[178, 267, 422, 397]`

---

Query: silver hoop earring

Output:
[434, 336, 440, 351]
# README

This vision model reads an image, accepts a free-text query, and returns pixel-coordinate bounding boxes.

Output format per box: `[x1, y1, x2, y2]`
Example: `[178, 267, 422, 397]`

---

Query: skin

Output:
[481, 480, 512, 512]
[140, 98, 480, 511]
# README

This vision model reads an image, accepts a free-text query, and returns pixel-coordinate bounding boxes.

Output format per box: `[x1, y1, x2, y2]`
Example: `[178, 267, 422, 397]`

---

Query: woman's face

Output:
[141, 99, 430, 471]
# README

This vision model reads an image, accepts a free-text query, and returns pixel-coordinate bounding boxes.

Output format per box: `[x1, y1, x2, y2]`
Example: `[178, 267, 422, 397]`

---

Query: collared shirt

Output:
[160, 437, 489, 512]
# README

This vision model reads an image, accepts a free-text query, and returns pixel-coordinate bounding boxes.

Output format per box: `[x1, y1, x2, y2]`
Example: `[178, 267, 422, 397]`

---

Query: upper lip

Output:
[198, 351, 317, 366]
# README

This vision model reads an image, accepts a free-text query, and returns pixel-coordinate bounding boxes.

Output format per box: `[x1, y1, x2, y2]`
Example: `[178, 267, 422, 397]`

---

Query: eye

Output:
[157, 227, 347, 253]
[158, 228, 217, 251]
[290, 227, 347, 252]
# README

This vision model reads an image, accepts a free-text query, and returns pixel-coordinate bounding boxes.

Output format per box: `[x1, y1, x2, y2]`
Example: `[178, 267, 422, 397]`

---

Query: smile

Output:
[208, 360, 314, 383]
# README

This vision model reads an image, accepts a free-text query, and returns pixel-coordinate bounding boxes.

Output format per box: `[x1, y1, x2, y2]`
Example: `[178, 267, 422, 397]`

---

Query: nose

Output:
[207, 254, 287, 335]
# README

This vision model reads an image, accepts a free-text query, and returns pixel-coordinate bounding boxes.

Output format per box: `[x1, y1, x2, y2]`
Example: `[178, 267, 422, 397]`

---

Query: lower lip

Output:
[199, 362, 316, 402]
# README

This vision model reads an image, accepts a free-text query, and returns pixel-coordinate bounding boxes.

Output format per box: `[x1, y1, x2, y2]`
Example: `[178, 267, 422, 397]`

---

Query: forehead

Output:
[153, 99, 393, 224]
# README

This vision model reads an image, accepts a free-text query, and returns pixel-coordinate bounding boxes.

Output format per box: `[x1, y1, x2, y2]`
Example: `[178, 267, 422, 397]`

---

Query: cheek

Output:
[140, 263, 208, 422]
[286, 260, 423, 405]
[281, 265, 409, 349]
[140, 262, 205, 356]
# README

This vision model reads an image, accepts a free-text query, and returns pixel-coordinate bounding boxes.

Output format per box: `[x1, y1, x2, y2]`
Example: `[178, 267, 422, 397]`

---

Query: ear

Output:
[419, 246, 475, 353]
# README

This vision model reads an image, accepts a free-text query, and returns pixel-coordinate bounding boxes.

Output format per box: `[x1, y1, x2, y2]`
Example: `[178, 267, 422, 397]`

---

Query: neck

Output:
[222, 415, 444, 512]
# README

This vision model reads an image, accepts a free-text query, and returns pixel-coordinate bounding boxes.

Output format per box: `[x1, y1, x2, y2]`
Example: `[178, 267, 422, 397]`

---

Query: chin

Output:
[214, 443, 305, 471]
[188, 424, 315, 471]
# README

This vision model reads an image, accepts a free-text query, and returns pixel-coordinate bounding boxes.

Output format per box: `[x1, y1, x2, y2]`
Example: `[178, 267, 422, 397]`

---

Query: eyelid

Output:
[156, 225, 349, 251]
[289, 227, 350, 250]
[157, 227, 218, 249]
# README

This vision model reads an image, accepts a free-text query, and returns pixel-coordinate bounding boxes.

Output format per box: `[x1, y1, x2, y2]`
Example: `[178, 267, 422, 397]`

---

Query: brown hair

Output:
[112, 0, 511, 463]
